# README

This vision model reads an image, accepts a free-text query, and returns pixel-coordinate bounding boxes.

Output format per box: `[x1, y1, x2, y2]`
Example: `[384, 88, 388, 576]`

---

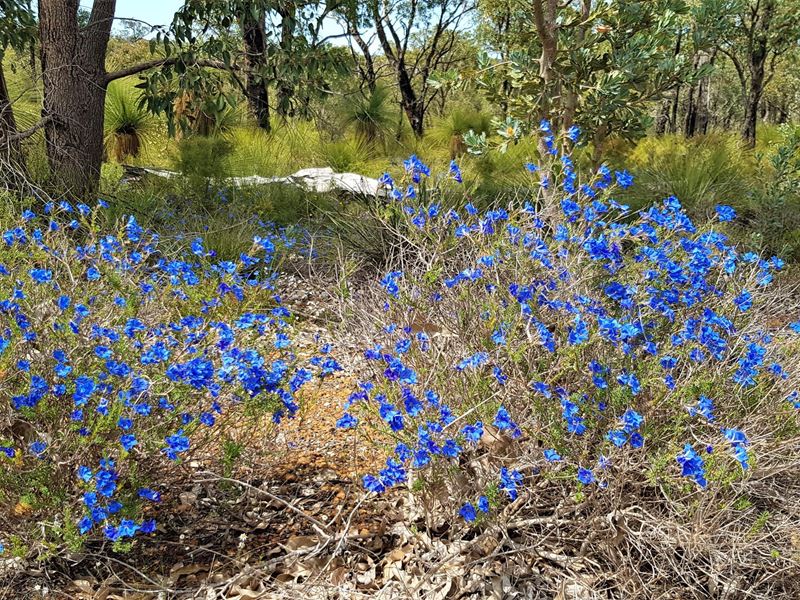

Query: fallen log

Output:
[121, 165, 388, 198]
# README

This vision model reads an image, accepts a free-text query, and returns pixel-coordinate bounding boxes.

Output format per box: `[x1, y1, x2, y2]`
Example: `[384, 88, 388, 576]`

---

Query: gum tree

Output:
[0, 0, 36, 182]
[474, 0, 697, 158]
[711, 0, 800, 147]
[31, 1, 218, 195]
[339, 0, 476, 137]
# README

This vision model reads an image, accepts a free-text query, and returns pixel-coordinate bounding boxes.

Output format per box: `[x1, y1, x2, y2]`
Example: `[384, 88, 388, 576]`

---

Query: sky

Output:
[113, 0, 184, 29]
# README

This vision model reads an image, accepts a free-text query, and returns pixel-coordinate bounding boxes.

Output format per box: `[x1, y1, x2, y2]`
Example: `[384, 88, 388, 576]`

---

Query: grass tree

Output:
[342, 85, 394, 147]
[430, 109, 492, 158]
[339, 0, 476, 138]
[103, 84, 154, 163]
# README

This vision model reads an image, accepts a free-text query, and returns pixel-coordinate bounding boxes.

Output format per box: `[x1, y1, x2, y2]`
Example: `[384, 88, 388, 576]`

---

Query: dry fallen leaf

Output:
[169, 562, 206, 581]
[284, 535, 318, 551]
[67, 579, 95, 599]
[13, 500, 33, 517]
[229, 583, 265, 599]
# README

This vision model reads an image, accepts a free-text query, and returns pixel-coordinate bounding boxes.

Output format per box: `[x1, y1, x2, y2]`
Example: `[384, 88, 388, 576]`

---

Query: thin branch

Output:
[3, 115, 51, 142]
[717, 45, 748, 100]
[195, 471, 332, 540]
[104, 57, 228, 84]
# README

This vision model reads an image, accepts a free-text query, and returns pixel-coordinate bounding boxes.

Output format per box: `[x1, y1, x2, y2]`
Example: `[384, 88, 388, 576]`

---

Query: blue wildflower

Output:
[29, 268, 53, 283]
[577, 468, 594, 485]
[615, 170, 634, 189]
[499, 467, 522, 500]
[676, 444, 707, 488]
[336, 413, 358, 429]
[544, 449, 561, 462]
[715, 204, 736, 222]
[459, 502, 477, 522]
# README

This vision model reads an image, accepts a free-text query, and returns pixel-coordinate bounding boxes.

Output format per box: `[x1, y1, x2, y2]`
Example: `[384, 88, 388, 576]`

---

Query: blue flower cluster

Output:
[0, 201, 326, 548]
[338, 125, 799, 521]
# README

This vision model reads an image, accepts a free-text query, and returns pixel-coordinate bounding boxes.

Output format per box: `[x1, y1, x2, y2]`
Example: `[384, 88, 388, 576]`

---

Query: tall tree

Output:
[340, 0, 476, 137]
[149, 0, 345, 133]
[338, 2, 379, 94]
[32, 0, 227, 195]
[38, 0, 117, 195]
[475, 0, 696, 158]
[239, 4, 271, 130]
[712, 0, 800, 147]
[0, 0, 36, 183]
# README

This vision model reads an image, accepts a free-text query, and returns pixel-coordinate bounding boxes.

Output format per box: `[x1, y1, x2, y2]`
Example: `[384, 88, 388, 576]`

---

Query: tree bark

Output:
[0, 62, 27, 186]
[531, 0, 560, 213]
[669, 83, 682, 133]
[656, 31, 682, 135]
[396, 60, 424, 137]
[24, 0, 36, 77]
[240, 6, 271, 131]
[39, 0, 115, 196]
[742, 0, 776, 148]
[684, 52, 711, 138]
[562, 1, 590, 132]
[497, 4, 511, 118]
[346, 23, 377, 94]
[531, 0, 558, 121]
[697, 50, 716, 135]
[684, 84, 697, 137]
[275, 3, 296, 119]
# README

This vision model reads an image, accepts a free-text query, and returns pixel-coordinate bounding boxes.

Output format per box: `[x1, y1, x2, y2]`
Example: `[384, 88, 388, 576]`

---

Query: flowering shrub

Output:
[338, 125, 800, 526]
[0, 200, 327, 554]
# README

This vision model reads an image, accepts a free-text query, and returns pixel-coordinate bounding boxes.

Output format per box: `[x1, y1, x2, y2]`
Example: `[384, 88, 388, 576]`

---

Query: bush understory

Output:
[330, 131, 800, 596]
[2, 127, 800, 598]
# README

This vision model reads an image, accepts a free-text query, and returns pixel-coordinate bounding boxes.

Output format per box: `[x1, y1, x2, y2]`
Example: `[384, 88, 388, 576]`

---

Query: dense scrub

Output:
[2, 127, 800, 597]
[0, 199, 334, 556]
[334, 127, 800, 595]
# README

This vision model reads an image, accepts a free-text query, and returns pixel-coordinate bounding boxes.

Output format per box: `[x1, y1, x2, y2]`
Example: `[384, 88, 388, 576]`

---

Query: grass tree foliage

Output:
[103, 83, 155, 163]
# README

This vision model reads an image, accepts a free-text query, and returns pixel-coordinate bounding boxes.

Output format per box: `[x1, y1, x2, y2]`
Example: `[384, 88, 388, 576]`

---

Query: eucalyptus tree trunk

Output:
[0, 62, 34, 192]
[346, 23, 377, 94]
[562, 0, 591, 132]
[685, 52, 714, 138]
[742, 0, 776, 148]
[530, 0, 560, 212]
[0, 64, 22, 164]
[396, 63, 424, 137]
[276, 3, 297, 119]
[39, 0, 115, 196]
[656, 31, 683, 135]
[240, 5, 271, 131]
